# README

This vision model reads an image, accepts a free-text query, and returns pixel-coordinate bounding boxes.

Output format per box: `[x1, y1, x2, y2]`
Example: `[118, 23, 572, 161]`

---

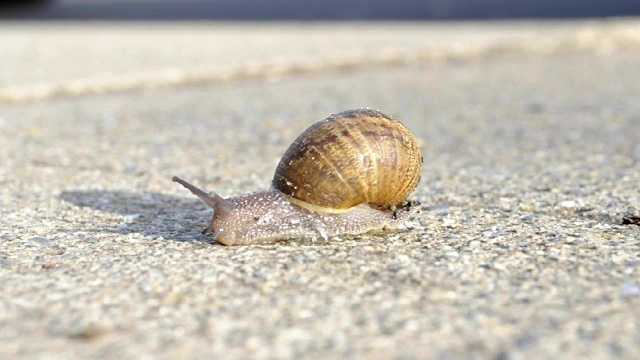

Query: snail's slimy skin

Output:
[207, 189, 420, 245]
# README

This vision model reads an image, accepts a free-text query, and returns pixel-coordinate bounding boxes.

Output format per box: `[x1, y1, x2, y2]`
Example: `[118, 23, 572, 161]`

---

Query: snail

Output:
[173, 109, 422, 245]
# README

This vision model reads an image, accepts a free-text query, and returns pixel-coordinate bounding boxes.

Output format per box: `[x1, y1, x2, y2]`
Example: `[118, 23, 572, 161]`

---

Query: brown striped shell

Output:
[273, 109, 422, 212]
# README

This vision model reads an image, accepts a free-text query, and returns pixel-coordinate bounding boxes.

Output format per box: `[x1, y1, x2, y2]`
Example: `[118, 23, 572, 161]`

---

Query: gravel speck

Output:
[620, 281, 640, 296]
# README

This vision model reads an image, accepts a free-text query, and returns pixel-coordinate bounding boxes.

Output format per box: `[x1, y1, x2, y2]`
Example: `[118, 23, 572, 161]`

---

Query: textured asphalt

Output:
[1, 20, 640, 359]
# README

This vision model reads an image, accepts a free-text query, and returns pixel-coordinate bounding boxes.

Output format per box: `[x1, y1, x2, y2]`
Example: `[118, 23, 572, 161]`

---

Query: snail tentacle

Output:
[172, 176, 233, 214]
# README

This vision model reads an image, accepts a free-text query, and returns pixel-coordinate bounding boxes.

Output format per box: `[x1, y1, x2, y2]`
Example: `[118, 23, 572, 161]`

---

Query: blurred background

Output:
[3, 0, 640, 20]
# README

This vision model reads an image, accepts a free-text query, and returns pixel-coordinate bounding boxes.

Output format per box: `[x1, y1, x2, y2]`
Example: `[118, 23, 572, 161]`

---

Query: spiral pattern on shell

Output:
[273, 109, 422, 211]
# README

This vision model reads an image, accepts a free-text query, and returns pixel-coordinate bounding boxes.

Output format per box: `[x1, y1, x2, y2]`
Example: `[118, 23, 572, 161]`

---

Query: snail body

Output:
[173, 109, 422, 245]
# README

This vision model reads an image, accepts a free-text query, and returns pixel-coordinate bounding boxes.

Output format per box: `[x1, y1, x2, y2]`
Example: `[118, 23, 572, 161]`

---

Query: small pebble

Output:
[620, 281, 640, 296]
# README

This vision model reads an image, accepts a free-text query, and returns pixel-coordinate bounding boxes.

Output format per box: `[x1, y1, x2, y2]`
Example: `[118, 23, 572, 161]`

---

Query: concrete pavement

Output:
[1, 19, 640, 359]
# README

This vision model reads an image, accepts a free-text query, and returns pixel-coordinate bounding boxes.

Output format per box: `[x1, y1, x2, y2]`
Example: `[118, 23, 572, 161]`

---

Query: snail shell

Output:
[173, 109, 422, 245]
[274, 109, 422, 211]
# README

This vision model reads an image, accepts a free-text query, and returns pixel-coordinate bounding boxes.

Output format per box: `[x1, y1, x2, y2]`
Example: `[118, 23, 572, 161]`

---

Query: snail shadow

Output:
[58, 190, 214, 243]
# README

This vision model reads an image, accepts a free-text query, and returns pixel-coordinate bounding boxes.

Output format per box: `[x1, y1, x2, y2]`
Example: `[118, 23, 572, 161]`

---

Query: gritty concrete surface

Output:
[1, 20, 640, 359]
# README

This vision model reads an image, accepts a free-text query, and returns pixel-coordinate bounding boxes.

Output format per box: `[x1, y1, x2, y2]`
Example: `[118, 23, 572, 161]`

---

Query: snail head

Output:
[172, 176, 233, 237]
